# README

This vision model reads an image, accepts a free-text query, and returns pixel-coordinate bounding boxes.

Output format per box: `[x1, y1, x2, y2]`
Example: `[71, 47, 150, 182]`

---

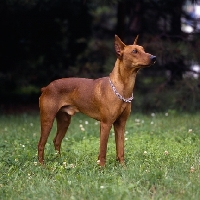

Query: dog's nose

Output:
[150, 55, 156, 62]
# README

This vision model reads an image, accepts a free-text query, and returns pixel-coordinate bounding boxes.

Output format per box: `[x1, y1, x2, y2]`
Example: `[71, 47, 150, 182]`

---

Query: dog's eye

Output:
[132, 49, 137, 54]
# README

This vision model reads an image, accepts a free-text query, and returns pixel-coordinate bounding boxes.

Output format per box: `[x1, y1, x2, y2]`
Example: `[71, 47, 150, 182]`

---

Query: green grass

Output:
[0, 111, 200, 200]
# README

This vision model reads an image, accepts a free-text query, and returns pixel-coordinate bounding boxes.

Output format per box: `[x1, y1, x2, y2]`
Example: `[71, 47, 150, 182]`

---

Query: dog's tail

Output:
[41, 87, 46, 93]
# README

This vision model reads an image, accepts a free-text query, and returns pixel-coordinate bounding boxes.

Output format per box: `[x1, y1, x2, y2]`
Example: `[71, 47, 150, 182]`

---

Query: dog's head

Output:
[115, 35, 156, 69]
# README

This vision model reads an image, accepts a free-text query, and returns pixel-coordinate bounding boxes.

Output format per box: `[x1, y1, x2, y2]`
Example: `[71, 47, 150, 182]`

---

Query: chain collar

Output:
[109, 78, 134, 103]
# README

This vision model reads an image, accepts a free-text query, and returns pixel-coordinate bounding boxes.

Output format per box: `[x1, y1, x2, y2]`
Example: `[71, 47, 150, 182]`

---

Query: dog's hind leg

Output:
[53, 111, 71, 154]
[38, 109, 56, 164]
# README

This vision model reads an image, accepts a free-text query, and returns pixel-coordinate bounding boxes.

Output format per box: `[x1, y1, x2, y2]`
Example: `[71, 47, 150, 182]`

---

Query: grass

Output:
[0, 111, 200, 200]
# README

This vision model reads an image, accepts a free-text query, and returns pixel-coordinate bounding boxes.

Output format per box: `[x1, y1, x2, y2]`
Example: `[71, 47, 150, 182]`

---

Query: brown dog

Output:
[38, 35, 156, 166]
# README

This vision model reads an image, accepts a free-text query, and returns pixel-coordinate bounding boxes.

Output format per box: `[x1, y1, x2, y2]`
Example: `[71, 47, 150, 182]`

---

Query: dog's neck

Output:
[109, 59, 139, 98]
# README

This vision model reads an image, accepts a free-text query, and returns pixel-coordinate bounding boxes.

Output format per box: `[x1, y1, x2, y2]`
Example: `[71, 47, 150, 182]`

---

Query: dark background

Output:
[0, 0, 200, 113]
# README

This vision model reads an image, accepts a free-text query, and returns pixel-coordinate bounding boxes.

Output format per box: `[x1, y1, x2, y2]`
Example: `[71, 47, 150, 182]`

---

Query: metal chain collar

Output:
[109, 78, 134, 103]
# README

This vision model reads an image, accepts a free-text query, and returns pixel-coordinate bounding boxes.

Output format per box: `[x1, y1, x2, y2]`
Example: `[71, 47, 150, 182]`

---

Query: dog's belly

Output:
[79, 101, 129, 122]
[74, 102, 101, 121]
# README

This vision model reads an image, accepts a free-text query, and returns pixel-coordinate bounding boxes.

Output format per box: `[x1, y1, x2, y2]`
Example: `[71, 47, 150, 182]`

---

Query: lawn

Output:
[0, 111, 200, 200]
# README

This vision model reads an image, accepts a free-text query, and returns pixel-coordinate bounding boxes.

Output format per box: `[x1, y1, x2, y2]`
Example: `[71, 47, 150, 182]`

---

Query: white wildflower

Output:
[164, 151, 169, 155]
[69, 164, 75, 168]
[135, 119, 140, 123]
[188, 129, 192, 133]
[34, 162, 37, 166]
[143, 151, 147, 155]
[190, 166, 195, 173]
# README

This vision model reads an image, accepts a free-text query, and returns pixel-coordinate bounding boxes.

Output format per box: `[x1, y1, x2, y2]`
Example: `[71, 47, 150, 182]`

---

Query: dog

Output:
[38, 35, 156, 166]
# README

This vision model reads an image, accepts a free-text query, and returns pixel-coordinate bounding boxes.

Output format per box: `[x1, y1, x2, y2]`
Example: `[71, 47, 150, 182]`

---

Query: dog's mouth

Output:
[138, 62, 156, 68]
[134, 59, 156, 69]
[150, 60, 156, 66]
[146, 60, 156, 67]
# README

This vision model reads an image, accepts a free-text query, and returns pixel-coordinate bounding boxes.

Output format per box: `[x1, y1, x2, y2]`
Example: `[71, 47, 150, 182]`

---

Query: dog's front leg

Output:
[98, 122, 112, 167]
[114, 120, 125, 165]
[114, 106, 131, 166]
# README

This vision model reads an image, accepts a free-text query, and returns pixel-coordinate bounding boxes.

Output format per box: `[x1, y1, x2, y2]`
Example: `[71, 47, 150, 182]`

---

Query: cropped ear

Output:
[115, 35, 126, 58]
[133, 35, 139, 45]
